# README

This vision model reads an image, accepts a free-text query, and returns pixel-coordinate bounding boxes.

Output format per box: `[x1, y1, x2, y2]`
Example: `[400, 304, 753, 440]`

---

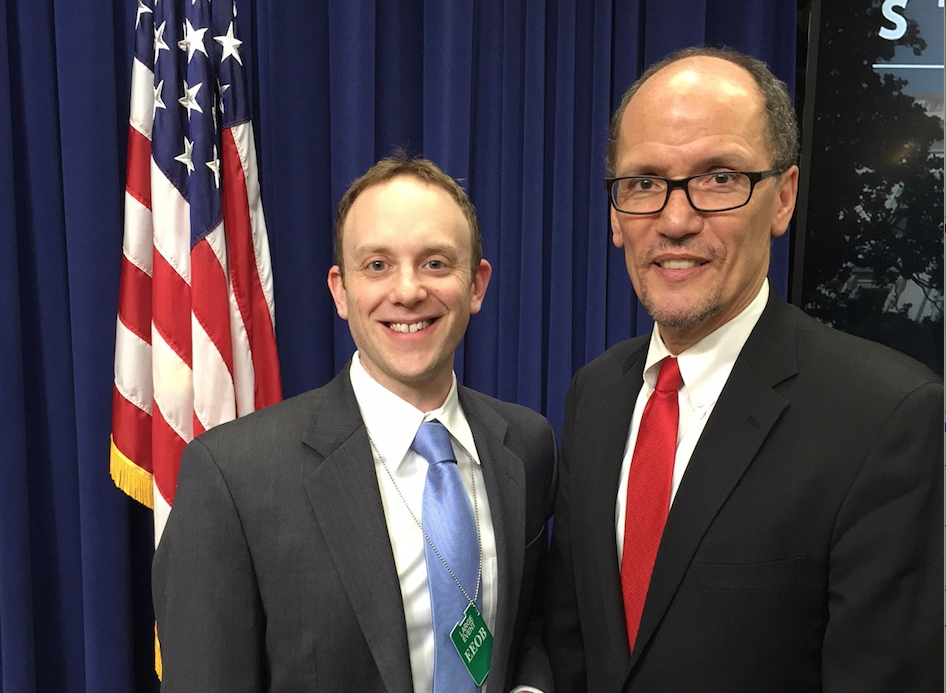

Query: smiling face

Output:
[327, 175, 491, 411]
[610, 56, 798, 353]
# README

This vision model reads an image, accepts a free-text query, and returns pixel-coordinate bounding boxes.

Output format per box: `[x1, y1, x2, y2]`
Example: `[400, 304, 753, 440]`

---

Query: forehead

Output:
[342, 175, 470, 252]
[617, 57, 769, 170]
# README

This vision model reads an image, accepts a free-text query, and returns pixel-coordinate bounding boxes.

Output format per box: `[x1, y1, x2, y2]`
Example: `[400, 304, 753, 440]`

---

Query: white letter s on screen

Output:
[879, 0, 908, 40]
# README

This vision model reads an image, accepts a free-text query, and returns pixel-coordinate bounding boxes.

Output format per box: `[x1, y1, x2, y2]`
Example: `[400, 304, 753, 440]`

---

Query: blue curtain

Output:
[0, 1, 796, 690]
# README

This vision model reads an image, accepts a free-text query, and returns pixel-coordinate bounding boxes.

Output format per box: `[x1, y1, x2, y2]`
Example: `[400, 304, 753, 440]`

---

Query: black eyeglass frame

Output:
[604, 169, 784, 215]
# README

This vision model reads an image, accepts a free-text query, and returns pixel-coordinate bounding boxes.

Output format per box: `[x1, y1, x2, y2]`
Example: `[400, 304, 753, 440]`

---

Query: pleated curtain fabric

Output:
[0, 0, 796, 686]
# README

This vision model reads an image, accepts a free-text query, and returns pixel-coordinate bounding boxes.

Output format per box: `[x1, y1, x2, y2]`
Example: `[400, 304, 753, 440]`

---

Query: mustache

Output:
[642, 238, 720, 264]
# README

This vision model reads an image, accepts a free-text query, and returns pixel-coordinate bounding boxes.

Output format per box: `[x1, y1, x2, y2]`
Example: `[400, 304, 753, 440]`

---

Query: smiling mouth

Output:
[657, 258, 704, 269]
[387, 319, 436, 333]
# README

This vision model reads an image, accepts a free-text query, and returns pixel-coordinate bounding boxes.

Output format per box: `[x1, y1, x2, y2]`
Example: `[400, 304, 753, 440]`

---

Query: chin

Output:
[645, 300, 722, 330]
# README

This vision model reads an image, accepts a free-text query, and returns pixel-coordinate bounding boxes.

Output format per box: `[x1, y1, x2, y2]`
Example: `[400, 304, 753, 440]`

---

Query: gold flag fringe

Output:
[111, 438, 162, 678]
[109, 437, 154, 508]
[155, 624, 163, 680]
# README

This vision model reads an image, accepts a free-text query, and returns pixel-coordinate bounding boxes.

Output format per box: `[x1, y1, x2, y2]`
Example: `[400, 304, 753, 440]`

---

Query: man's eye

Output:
[711, 173, 734, 185]
[633, 178, 655, 191]
[367, 260, 387, 271]
[427, 260, 445, 270]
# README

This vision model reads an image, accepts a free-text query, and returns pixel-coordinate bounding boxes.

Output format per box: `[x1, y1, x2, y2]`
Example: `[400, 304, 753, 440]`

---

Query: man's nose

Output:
[658, 187, 703, 237]
[391, 267, 428, 305]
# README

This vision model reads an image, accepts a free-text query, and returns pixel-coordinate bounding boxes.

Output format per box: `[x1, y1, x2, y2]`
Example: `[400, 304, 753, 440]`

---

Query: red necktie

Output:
[621, 357, 683, 652]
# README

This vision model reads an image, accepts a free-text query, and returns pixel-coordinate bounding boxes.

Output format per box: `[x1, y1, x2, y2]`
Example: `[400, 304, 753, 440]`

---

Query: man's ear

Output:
[610, 206, 625, 248]
[770, 165, 799, 239]
[468, 259, 492, 315]
[326, 265, 348, 320]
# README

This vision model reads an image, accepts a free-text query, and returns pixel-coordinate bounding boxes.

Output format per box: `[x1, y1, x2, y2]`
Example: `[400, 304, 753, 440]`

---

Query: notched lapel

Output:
[459, 389, 524, 690]
[582, 345, 648, 678]
[300, 372, 414, 693]
[582, 345, 648, 579]
[628, 296, 799, 671]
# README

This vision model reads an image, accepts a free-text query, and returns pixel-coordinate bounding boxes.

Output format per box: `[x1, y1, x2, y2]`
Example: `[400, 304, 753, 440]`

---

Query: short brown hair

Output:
[333, 153, 483, 276]
[605, 46, 799, 176]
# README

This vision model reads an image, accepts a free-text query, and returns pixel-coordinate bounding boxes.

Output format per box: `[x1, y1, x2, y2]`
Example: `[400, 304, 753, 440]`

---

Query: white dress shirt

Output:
[349, 353, 498, 693]
[615, 281, 770, 563]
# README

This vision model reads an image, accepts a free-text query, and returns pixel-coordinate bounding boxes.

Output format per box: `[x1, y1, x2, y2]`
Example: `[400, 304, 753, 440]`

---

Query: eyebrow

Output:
[615, 149, 751, 177]
[691, 154, 753, 171]
[350, 243, 461, 258]
[620, 151, 755, 177]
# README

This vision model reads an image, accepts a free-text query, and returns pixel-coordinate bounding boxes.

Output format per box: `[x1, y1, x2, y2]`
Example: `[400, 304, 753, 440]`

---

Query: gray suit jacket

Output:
[153, 369, 557, 692]
[545, 293, 943, 693]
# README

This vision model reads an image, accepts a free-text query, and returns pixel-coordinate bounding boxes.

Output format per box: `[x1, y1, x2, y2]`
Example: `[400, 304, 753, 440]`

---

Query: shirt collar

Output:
[645, 280, 769, 411]
[349, 352, 480, 471]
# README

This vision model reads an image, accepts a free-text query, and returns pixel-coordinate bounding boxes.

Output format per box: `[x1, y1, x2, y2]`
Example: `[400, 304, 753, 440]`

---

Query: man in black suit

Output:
[544, 46, 942, 693]
[153, 155, 556, 692]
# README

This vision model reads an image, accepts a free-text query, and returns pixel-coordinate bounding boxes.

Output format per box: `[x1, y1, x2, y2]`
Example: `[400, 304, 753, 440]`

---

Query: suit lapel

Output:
[300, 371, 414, 693]
[627, 295, 800, 674]
[459, 388, 524, 690]
[580, 342, 649, 682]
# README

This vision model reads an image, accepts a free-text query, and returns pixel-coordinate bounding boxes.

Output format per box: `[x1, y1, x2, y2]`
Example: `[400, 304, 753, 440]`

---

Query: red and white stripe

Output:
[110, 49, 281, 544]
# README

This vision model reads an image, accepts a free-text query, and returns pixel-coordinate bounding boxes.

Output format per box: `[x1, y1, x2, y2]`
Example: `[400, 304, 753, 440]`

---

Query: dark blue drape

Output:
[253, 0, 796, 421]
[0, 1, 795, 690]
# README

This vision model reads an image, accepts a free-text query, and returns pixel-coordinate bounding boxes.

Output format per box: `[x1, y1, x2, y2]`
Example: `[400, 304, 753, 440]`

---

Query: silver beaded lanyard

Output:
[366, 429, 483, 608]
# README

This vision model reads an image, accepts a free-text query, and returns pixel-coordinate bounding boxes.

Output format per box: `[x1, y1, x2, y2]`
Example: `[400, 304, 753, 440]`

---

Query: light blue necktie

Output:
[412, 420, 481, 693]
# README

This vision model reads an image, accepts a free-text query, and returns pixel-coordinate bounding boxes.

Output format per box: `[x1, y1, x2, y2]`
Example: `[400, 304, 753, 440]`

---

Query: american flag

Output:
[110, 0, 282, 545]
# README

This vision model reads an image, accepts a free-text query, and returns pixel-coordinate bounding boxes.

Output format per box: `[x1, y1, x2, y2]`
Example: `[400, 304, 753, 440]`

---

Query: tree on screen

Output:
[801, 0, 943, 373]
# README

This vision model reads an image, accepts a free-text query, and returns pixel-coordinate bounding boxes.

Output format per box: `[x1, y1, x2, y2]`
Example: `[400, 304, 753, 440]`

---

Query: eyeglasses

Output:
[604, 169, 783, 215]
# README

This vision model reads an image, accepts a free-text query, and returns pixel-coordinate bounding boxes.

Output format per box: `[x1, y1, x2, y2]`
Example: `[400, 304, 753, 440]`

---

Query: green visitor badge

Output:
[450, 602, 493, 686]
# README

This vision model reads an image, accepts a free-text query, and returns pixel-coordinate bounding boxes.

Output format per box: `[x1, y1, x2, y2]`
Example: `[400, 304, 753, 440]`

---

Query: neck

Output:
[360, 361, 453, 413]
[397, 385, 451, 414]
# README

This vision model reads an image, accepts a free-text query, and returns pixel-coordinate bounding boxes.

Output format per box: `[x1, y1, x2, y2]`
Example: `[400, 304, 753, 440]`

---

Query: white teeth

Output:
[390, 320, 431, 333]
[660, 259, 698, 269]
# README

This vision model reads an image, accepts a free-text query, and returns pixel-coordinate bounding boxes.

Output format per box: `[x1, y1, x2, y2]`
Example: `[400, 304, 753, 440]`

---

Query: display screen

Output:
[794, 0, 944, 374]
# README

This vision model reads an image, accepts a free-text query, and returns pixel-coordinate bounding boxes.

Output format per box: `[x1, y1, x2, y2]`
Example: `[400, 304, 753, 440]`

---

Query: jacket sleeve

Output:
[542, 371, 588, 693]
[822, 380, 943, 693]
[511, 419, 559, 693]
[152, 437, 266, 691]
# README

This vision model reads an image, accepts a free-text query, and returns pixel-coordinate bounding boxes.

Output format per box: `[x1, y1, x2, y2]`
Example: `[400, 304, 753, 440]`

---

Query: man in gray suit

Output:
[153, 155, 556, 692]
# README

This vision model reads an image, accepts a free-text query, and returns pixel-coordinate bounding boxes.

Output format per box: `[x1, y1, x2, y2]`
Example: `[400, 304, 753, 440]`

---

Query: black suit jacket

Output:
[153, 369, 557, 692]
[544, 293, 942, 693]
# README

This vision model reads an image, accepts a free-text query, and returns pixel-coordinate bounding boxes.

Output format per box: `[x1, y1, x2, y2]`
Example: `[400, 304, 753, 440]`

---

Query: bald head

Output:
[611, 56, 772, 183]
[647, 56, 759, 106]
[606, 47, 798, 177]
